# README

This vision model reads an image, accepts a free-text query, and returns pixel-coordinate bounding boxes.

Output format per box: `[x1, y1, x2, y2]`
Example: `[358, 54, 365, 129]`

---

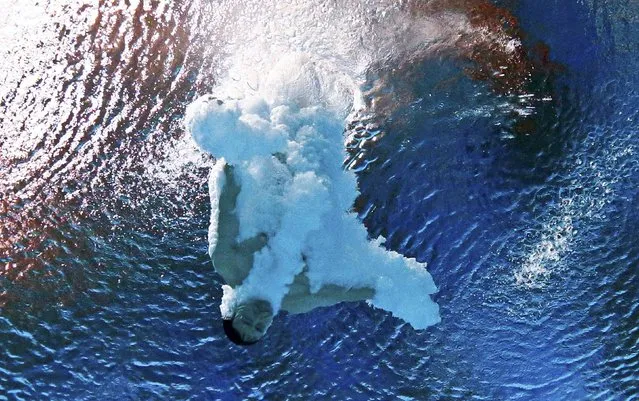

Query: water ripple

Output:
[1, 0, 638, 400]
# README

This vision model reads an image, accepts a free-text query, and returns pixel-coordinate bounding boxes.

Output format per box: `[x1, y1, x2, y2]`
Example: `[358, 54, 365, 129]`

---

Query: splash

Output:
[185, 73, 440, 328]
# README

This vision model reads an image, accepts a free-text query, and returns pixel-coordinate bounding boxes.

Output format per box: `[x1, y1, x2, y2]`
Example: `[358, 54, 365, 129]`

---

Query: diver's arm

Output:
[281, 273, 375, 315]
[236, 232, 268, 254]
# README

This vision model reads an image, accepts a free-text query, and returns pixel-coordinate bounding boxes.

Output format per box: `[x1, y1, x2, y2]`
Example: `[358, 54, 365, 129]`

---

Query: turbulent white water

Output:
[181, 0, 490, 328]
[185, 61, 441, 328]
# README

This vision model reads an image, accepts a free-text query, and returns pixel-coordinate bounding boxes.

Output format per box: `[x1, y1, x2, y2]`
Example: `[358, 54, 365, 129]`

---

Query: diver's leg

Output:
[281, 272, 375, 315]
[211, 164, 268, 287]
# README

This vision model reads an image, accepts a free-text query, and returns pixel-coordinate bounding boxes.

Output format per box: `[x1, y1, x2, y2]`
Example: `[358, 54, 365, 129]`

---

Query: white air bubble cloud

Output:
[185, 85, 440, 328]
[182, 0, 470, 328]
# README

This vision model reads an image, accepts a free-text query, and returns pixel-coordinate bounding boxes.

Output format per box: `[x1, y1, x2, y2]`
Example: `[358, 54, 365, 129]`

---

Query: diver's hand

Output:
[235, 232, 269, 254]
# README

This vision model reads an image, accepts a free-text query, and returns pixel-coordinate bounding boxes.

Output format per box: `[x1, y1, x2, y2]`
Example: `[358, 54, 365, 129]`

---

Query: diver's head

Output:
[223, 299, 274, 345]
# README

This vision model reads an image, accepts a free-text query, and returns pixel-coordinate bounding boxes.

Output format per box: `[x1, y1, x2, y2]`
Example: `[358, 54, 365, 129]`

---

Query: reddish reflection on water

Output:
[1, 1, 217, 290]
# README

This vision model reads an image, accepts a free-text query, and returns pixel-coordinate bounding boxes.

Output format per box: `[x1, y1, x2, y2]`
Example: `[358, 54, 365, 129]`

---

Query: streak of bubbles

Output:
[512, 82, 638, 289]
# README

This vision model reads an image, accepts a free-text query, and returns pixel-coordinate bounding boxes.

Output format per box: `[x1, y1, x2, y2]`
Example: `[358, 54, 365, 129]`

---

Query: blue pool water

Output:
[1, 1, 637, 400]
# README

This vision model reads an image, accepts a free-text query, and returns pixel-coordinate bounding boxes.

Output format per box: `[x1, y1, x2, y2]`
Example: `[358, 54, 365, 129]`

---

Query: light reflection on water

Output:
[1, 1, 638, 400]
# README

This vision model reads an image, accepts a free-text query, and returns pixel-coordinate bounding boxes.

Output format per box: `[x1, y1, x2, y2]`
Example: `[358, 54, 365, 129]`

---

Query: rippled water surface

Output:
[1, 1, 638, 400]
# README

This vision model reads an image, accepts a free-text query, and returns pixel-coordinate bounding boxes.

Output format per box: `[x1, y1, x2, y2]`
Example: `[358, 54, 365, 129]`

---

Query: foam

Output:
[184, 1, 446, 329]
[185, 83, 440, 329]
